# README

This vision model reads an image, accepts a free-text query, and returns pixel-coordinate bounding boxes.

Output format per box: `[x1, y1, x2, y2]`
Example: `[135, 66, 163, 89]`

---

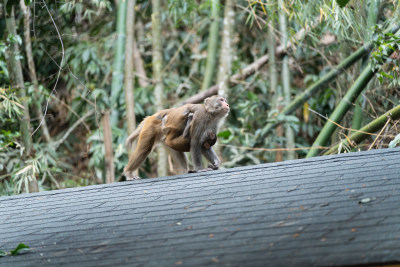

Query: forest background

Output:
[1, 0, 400, 195]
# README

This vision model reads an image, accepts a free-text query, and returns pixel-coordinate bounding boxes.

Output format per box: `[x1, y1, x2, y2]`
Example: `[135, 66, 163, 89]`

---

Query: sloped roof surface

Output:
[1, 148, 400, 267]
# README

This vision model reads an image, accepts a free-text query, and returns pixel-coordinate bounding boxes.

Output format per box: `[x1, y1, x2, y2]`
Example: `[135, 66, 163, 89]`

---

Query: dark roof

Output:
[1, 148, 400, 267]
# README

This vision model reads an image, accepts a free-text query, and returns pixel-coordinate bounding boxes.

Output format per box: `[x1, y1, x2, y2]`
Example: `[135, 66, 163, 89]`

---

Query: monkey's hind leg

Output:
[164, 146, 188, 174]
[124, 124, 157, 179]
[126, 121, 144, 146]
[163, 113, 192, 152]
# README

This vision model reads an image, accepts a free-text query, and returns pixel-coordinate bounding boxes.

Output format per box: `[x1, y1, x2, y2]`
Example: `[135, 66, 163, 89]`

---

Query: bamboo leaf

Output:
[336, 0, 350, 9]
[303, 102, 310, 123]
[10, 243, 30, 255]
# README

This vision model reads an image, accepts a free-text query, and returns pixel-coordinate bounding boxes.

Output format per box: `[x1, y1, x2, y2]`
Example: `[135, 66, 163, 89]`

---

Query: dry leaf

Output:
[287, 186, 298, 192]
[211, 257, 219, 263]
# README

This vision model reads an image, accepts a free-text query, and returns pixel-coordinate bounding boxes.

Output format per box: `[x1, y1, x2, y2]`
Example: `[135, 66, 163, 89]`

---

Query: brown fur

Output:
[124, 95, 229, 179]
[186, 96, 229, 172]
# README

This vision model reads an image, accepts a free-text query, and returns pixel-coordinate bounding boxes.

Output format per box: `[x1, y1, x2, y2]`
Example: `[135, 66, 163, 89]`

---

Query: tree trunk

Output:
[152, 0, 168, 177]
[201, 0, 220, 91]
[278, 0, 295, 160]
[105, 0, 126, 182]
[5, 5, 38, 192]
[351, 95, 364, 131]
[110, 0, 127, 125]
[20, 0, 52, 143]
[324, 104, 400, 155]
[125, 0, 138, 177]
[268, 22, 283, 162]
[125, 0, 137, 136]
[366, 0, 380, 41]
[216, 0, 234, 97]
[102, 111, 115, 183]
[133, 38, 149, 88]
[6, 6, 32, 154]
[351, 0, 380, 131]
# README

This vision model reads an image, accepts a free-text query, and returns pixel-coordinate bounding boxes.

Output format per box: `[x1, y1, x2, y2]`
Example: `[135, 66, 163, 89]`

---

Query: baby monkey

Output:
[124, 95, 229, 179]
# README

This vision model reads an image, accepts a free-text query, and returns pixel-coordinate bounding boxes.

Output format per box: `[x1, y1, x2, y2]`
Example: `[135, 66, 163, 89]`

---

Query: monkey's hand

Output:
[207, 163, 219, 170]
[203, 132, 217, 150]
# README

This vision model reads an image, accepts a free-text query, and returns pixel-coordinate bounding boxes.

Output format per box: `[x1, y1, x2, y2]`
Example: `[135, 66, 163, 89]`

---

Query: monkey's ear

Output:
[204, 97, 210, 105]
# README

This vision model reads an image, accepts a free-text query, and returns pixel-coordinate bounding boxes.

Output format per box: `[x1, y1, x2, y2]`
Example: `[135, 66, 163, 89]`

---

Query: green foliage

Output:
[167, 0, 198, 26]
[336, 0, 350, 8]
[0, 88, 23, 175]
[0, 143, 64, 194]
[87, 126, 128, 182]
[389, 133, 400, 148]
[59, 0, 112, 22]
[0, 41, 9, 79]
[0, 243, 30, 257]
[5, 0, 19, 14]
[1, 0, 399, 193]
[371, 28, 400, 85]
[0, 87, 24, 120]
[10, 243, 30, 255]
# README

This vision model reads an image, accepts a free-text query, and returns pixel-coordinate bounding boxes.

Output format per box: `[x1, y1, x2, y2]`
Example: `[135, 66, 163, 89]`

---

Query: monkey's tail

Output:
[126, 121, 145, 147]
[123, 121, 158, 175]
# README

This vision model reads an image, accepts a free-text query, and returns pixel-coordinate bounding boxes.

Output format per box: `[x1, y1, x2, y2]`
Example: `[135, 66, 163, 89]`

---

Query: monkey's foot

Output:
[208, 163, 219, 170]
[125, 174, 141, 180]
[188, 168, 213, 173]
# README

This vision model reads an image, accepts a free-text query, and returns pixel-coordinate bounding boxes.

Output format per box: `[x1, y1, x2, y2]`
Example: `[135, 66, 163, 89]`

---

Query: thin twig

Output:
[162, 19, 207, 74]
[32, 1, 65, 137]
[308, 108, 395, 138]
[53, 109, 95, 150]
[246, 0, 263, 29]
[49, 95, 91, 132]
[368, 117, 391, 150]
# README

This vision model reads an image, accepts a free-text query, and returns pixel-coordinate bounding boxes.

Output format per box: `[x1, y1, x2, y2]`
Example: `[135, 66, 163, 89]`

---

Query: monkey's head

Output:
[204, 95, 230, 117]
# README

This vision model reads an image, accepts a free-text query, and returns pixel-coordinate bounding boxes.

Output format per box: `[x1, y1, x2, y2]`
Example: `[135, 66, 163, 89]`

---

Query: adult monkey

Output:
[124, 95, 229, 179]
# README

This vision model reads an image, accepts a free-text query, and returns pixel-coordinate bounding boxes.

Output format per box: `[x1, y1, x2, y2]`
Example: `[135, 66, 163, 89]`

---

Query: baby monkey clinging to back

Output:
[124, 95, 229, 180]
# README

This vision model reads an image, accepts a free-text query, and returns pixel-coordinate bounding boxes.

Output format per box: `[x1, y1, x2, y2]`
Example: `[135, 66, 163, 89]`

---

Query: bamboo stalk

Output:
[201, 0, 220, 91]
[324, 104, 400, 155]
[102, 111, 115, 183]
[21, 0, 52, 143]
[152, 0, 168, 177]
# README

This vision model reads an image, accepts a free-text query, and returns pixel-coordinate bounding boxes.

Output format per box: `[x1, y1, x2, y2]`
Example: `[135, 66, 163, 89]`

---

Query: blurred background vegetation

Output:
[1, 0, 400, 195]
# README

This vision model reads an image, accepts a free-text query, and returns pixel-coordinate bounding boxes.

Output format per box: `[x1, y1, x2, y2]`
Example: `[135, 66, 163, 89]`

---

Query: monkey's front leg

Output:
[189, 141, 212, 173]
[189, 145, 220, 173]
[201, 147, 220, 170]
[190, 141, 203, 172]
